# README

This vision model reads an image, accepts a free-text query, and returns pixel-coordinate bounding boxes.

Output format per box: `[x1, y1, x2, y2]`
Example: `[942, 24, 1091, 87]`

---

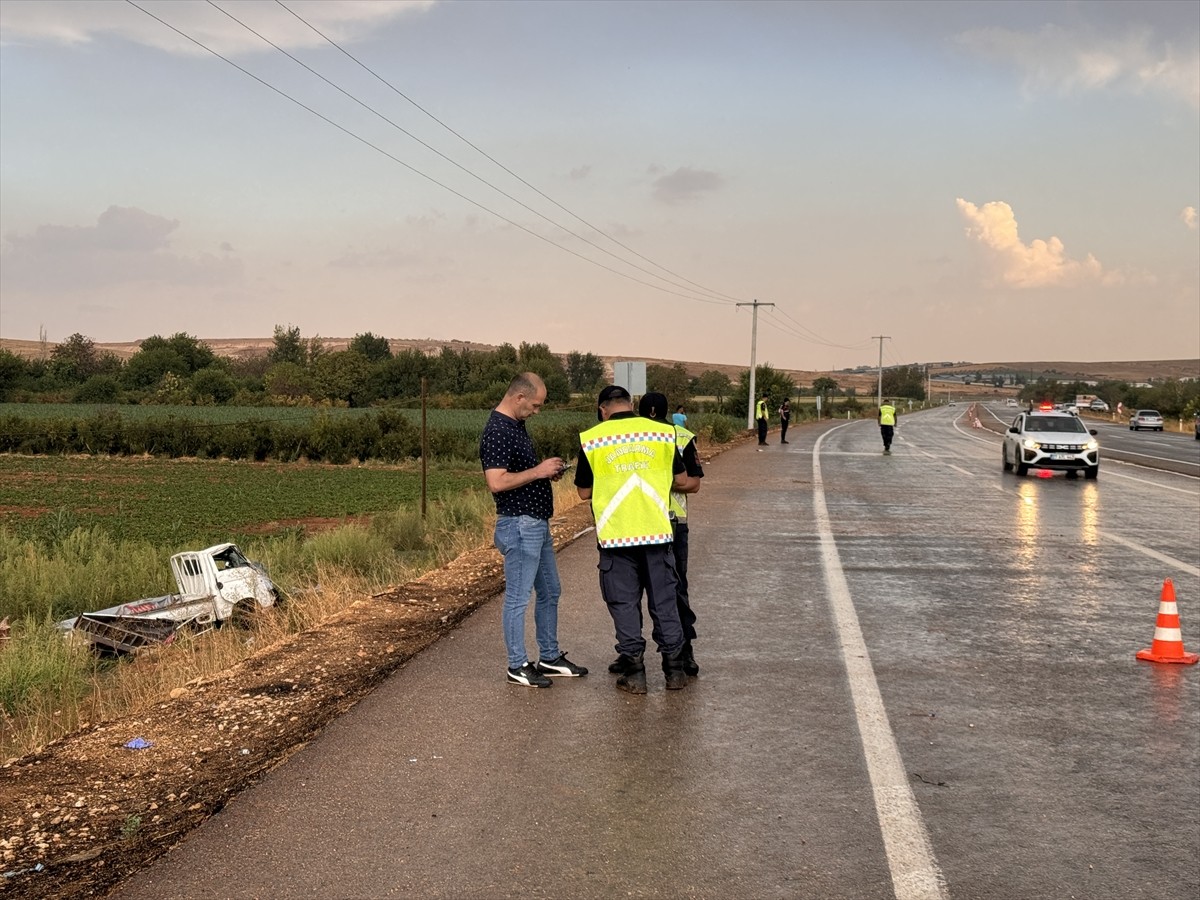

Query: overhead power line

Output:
[124, 0, 730, 308]
[207, 0, 739, 307]
[273, 0, 744, 306]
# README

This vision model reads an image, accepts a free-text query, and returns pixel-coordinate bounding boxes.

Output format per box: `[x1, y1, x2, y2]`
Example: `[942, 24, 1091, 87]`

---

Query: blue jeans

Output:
[494, 515, 562, 669]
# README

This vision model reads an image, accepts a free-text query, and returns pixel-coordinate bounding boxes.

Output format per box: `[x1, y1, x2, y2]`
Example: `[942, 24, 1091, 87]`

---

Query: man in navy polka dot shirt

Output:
[480, 372, 588, 688]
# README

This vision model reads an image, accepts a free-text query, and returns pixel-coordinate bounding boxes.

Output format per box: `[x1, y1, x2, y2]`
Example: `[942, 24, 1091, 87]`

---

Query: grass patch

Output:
[0, 484, 538, 761]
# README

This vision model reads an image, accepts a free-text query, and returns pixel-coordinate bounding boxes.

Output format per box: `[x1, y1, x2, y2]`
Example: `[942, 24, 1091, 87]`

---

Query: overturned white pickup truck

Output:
[57, 543, 279, 653]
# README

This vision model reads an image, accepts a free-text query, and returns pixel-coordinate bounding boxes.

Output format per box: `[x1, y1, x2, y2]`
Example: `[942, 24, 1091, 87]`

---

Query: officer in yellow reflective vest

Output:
[878, 400, 898, 454]
[755, 394, 770, 445]
[575, 385, 690, 693]
[638, 392, 703, 676]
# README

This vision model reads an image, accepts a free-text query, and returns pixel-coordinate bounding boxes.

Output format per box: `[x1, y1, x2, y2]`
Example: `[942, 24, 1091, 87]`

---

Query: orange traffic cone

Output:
[1136, 579, 1199, 665]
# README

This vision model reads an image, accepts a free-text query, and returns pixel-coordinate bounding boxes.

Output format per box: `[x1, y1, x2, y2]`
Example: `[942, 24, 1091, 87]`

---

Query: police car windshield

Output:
[1026, 416, 1087, 433]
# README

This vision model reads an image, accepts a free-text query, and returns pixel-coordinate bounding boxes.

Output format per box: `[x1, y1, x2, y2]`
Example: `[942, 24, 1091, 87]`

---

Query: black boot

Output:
[615, 653, 647, 694]
[608, 653, 640, 674]
[663, 647, 689, 690]
[682, 641, 699, 677]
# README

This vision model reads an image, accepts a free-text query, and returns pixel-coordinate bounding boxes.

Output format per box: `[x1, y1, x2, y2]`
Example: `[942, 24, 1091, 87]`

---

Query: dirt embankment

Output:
[0, 507, 584, 899]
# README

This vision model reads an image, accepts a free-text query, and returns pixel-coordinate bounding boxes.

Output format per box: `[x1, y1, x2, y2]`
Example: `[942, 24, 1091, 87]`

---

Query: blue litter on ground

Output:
[124, 737, 153, 750]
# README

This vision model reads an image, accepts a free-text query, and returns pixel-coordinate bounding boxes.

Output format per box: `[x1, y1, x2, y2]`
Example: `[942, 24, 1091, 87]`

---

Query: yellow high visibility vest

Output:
[756, 399, 769, 420]
[880, 405, 897, 426]
[580, 417, 676, 548]
[670, 425, 697, 521]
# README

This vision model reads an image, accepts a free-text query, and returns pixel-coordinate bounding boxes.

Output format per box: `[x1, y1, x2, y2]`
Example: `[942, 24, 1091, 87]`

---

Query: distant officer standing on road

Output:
[575, 385, 690, 694]
[756, 393, 770, 446]
[778, 399, 791, 444]
[480, 372, 587, 688]
[638, 392, 704, 676]
[878, 399, 897, 454]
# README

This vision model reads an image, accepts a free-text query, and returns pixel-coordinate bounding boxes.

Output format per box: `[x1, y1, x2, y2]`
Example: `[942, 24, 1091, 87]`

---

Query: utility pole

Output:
[737, 299, 774, 429]
[873, 335, 891, 408]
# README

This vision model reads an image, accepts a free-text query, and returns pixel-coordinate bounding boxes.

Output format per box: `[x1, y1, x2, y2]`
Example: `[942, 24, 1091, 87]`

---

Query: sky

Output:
[1, 0, 1198, 372]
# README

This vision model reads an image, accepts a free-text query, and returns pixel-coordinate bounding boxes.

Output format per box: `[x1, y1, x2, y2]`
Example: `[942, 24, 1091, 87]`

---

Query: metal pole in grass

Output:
[421, 377, 428, 519]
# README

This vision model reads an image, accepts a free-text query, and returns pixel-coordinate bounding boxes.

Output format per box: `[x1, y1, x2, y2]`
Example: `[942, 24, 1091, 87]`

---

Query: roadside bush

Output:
[73, 376, 122, 404]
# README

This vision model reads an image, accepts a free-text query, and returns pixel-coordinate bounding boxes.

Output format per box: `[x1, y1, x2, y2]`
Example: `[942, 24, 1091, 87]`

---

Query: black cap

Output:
[596, 384, 632, 421]
[638, 392, 669, 421]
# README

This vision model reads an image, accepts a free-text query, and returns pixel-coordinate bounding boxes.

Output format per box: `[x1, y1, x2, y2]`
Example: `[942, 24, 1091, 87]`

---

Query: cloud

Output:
[1183, 207, 1198, 230]
[955, 198, 1120, 288]
[329, 246, 422, 268]
[651, 167, 726, 205]
[1, 205, 242, 290]
[569, 165, 592, 181]
[956, 24, 1200, 109]
[0, 0, 434, 57]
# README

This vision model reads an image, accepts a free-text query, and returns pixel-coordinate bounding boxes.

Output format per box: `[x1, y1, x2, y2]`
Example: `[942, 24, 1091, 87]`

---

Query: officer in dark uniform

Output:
[574, 386, 689, 693]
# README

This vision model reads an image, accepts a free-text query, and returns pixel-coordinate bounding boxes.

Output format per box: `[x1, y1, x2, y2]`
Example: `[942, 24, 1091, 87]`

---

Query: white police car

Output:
[1002, 405, 1099, 479]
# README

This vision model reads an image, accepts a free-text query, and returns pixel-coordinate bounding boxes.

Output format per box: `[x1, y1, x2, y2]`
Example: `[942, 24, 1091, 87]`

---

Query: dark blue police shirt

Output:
[479, 410, 554, 520]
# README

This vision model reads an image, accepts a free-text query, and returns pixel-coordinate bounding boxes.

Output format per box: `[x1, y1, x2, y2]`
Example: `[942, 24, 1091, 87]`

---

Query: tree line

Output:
[0, 328, 916, 414]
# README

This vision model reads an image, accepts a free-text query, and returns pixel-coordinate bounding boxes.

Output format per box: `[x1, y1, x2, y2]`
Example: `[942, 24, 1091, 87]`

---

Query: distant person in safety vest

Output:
[756, 394, 770, 446]
[574, 385, 690, 694]
[878, 400, 898, 454]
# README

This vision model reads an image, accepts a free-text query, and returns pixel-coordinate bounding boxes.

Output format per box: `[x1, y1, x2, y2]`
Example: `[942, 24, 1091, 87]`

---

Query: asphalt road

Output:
[114, 409, 1200, 900]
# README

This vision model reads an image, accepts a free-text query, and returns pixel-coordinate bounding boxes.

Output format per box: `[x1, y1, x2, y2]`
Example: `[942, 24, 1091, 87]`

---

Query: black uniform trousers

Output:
[880, 424, 894, 450]
[757, 417, 768, 444]
[672, 520, 697, 642]
[597, 543, 684, 657]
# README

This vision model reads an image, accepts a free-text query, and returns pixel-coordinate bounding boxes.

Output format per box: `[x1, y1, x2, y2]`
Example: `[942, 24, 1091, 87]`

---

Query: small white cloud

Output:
[0, 0, 435, 57]
[1182, 207, 1198, 230]
[652, 167, 725, 205]
[955, 198, 1119, 288]
[956, 24, 1200, 109]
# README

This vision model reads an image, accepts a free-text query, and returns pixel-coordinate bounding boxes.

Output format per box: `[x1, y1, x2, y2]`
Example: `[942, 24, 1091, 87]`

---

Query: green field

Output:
[0, 454, 483, 546]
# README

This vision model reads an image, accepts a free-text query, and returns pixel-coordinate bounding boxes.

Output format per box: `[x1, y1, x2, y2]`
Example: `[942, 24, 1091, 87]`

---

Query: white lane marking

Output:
[1106, 448, 1200, 469]
[947, 465, 975, 477]
[1098, 467, 1199, 496]
[1098, 530, 1200, 577]
[813, 422, 949, 900]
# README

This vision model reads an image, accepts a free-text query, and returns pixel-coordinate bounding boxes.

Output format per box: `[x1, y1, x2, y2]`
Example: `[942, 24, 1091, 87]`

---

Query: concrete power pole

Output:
[873, 335, 891, 408]
[738, 300, 775, 429]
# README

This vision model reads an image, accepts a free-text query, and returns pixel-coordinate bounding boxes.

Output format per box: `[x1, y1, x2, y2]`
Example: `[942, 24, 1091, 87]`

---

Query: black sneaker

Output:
[507, 663, 552, 688]
[535, 653, 588, 677]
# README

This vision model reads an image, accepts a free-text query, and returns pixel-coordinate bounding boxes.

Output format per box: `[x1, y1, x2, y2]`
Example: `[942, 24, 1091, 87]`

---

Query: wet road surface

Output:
[115, 408, 1200, 899]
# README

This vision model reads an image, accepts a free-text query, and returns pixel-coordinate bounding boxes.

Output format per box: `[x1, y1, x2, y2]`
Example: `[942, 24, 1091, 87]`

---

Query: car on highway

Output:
[1005, 398, 1019, 408]
[1129, 409, 1164, 431]
[1003, 407, 1099, 478]
[1089, 398, 1110, 412]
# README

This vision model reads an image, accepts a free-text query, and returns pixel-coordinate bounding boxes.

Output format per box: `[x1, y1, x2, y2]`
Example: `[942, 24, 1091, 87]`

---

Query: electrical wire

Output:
[207, 0, 740, 307]
[124, 0, 730, 308]
[273, 0, 745, 306]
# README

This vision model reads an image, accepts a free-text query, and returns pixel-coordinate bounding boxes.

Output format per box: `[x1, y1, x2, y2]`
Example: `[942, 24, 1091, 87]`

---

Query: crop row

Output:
[0, 408, 596, 464]
[0, 454, 483, 551]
